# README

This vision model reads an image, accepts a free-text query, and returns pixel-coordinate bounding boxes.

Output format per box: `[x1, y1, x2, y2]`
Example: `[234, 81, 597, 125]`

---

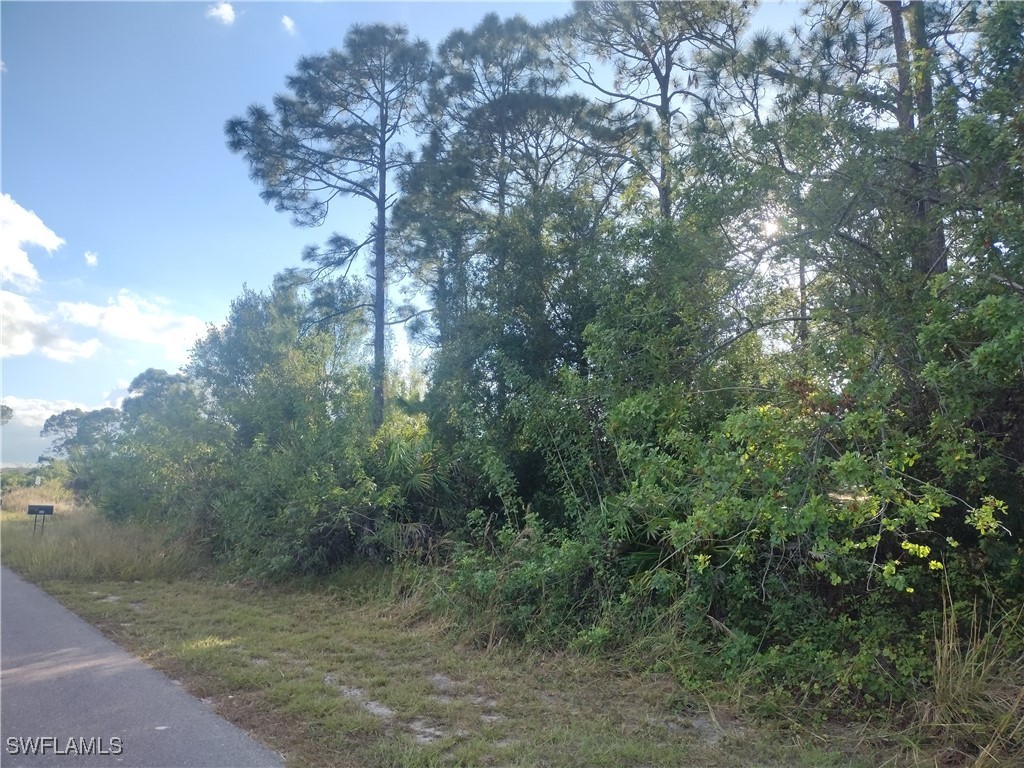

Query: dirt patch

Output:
[323, 675, 397, 719]
[430, 672, 456, 692]
[321, 668, 510, 747]
[407, 718, 446, 744]
[662, 713, 745, 747]
[428, 674, 505, 728]
[323, 672, 454, 744]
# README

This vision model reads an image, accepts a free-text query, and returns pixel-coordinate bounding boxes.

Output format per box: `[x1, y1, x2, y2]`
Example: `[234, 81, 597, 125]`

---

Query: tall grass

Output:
[916, 595, 1024, 767]
[1, 485, 206, 582]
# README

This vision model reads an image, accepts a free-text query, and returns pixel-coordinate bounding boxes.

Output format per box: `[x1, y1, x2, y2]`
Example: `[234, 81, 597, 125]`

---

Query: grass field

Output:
[1, 484, 205, 582]
[2, 488, 1009, 767]
[38, 575, 896, 768]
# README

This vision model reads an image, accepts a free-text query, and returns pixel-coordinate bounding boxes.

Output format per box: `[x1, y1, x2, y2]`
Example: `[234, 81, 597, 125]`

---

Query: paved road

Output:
[0, 567, 284, 768]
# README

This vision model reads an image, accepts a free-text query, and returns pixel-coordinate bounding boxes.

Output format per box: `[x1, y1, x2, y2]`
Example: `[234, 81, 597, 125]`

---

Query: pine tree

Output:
[226, 24, 430, 427]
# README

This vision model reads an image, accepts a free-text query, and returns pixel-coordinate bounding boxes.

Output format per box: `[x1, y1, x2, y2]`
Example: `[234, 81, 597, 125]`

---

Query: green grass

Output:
[38, 576, 883, 768]
[0, 487, 978, 768]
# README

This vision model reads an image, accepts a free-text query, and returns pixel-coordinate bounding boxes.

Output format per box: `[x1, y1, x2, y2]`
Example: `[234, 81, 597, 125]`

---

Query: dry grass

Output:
[0, 486, 205, 581]
[915, 598, 1024, 768]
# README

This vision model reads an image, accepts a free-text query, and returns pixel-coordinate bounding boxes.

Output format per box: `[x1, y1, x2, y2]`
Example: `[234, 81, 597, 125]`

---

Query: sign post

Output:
[27, 504, 54, 535]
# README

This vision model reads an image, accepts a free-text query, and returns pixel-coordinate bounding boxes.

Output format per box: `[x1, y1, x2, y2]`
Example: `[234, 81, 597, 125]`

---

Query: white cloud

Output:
[101, 380, 131, 410]
[1, 60, 6, 74]
[205, 2, 235, 25]
[2, 286, 207, 365]
[1, 395, 88, 428]
[58, 289, 207, 364]
[281, 15, 296, 35]
[0, 394, 93, 467]
[1, 290, 102, 362]
[84, 251, 98, 267]
[0, 194, 64, 292]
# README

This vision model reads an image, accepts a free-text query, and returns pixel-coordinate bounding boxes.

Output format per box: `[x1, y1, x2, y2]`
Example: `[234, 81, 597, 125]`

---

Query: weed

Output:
[1, 489, 964, 767]
[915, 596, 1024, 766]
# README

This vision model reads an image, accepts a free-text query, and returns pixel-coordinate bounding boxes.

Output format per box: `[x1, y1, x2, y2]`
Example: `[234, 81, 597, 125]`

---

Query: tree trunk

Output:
[882, 0, 947, 277]
[882, 1, 915, 132]
[908, 0, 947, 276]
[373, 117, 388, 430]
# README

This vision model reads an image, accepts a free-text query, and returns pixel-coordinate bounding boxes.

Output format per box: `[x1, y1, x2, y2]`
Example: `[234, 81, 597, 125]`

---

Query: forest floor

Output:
[1, 496, 931, 768]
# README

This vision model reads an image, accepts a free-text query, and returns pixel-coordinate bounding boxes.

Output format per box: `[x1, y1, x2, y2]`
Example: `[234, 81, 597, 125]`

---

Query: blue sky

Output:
[1, 1, 578, 465]
[1, 1, 797, 466]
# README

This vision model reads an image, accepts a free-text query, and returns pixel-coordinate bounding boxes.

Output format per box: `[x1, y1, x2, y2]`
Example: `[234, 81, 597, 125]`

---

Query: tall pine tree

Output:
[226, 24, 430, 427]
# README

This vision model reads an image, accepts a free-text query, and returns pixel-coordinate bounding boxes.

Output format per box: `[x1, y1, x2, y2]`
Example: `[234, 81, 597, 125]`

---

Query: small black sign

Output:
[27, 505, 54, 516]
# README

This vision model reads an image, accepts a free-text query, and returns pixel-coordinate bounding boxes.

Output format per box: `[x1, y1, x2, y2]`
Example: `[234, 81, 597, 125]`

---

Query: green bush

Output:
[449, 510, 603, 647]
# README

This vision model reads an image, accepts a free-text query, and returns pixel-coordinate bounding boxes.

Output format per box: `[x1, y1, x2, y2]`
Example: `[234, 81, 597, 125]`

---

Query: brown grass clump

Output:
[916, 597, 1024, 767]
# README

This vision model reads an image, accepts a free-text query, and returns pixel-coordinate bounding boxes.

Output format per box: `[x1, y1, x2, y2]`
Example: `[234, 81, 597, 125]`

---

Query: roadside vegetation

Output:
[4, 2, 1022, 767]
[1, 477, 204, 582]
[3, 484, 1021, 767]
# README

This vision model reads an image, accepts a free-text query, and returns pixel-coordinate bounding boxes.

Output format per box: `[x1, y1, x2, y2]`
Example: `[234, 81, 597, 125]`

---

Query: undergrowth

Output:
[4, 480, 1021, 766]
[434, 514, 1024, 767]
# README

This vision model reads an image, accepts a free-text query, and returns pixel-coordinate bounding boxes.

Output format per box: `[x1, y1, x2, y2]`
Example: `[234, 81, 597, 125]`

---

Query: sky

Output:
[1, 0, 798, 467]
[1, 0, 582, 466]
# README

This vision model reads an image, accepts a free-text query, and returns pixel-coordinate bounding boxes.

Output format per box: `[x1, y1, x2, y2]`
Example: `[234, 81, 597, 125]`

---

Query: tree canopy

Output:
[44, 2, 1024, 745]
